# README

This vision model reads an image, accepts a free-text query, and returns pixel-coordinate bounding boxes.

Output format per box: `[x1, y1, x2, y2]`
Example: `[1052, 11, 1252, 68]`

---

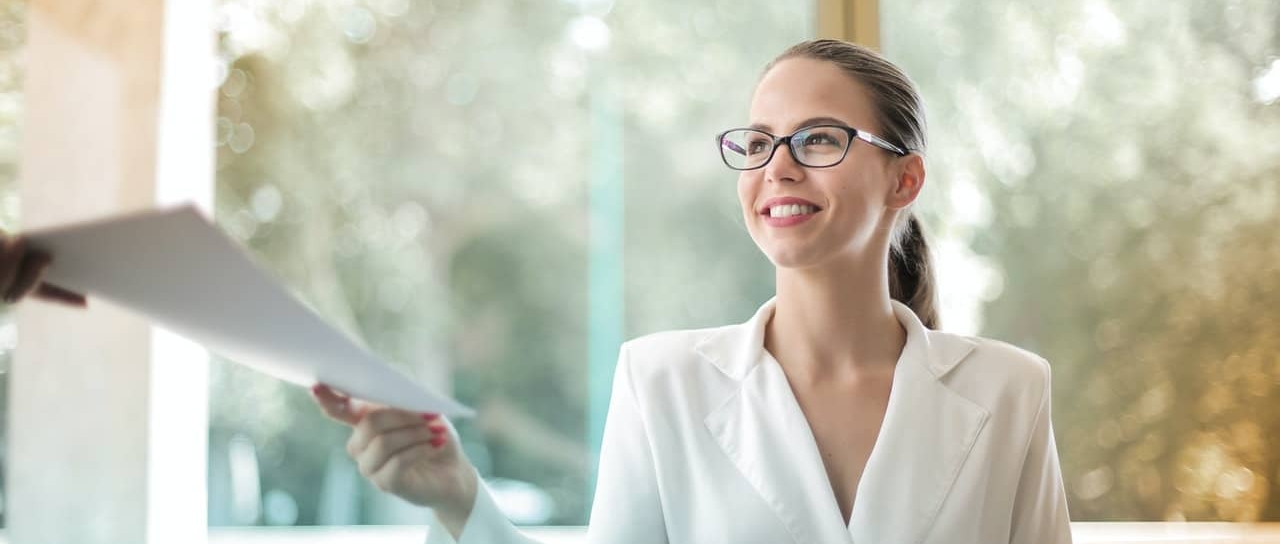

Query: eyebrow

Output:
[749, 116, 851, 133]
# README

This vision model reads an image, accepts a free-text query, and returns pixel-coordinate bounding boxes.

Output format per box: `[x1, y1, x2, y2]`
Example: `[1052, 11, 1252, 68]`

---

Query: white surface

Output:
[207, 526, 586, 544]
[206, 523, 1280, 544]
[204, 523, 1280, 544]
[1070, 522, 1280, 543]
[27, 205, 473, 418]
[3, 523, 1279, 544]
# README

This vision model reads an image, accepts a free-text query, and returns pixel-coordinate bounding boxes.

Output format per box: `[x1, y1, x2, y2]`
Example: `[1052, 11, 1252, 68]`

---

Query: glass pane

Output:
[212, 0, 811, 526]
[884, 0, 1280, 521]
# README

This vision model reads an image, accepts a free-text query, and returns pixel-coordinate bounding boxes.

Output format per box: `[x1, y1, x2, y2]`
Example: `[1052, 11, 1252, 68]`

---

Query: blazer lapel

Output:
[847, 301, 989, 544]
[699, 299, 853, 544]
[696, 298, 990, 544]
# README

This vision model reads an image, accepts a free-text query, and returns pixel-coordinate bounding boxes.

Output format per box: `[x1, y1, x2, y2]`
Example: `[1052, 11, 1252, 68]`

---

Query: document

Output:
[28, 205, 475, 418]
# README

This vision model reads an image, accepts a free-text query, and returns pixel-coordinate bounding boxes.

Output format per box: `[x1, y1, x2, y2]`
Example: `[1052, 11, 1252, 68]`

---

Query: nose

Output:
[764, 141, 804, 184]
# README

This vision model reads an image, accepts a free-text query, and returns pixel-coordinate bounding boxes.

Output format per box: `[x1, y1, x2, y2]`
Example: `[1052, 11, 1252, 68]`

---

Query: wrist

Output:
[434, 467, 478, 538]
[439, 473, 477, 518]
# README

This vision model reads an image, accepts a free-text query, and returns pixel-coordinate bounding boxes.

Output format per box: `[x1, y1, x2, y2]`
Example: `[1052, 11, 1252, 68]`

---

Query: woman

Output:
[312, 39, 1073, 543]
[7, 40, 1072, 544]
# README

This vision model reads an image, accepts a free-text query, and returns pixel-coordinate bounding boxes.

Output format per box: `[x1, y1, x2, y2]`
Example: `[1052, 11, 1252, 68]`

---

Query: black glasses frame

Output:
[715, 124, 908, 171]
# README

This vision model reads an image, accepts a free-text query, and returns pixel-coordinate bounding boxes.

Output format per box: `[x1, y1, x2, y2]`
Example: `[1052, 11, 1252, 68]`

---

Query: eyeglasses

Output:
[715, 124, 907, 171]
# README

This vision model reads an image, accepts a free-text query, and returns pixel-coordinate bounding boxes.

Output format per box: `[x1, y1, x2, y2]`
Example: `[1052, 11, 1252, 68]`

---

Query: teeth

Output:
[769, 204, 817, 218]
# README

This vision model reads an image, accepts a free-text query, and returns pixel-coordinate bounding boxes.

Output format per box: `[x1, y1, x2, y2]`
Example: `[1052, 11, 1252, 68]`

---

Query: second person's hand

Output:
[310, 383, 478, 540]
[0, 233, 86, 307]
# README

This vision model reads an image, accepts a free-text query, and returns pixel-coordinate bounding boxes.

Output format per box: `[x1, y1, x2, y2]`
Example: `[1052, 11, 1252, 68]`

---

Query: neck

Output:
[765, 253, 907, 385]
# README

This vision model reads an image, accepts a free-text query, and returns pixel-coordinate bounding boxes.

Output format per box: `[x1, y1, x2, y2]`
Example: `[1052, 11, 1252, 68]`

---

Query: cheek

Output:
[736, 173, 758, 214]
[829, 163, 887, 211]
[736, 174, 767, 245]
[825, 171, 893, 246]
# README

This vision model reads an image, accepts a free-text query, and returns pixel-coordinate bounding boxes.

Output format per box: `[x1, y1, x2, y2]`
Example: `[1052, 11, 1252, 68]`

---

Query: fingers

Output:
[6, 251, 50, 303]
[368, 447, 418, 495]
[355, 423, 437, 478]
[347, 408, 441, 458]
[362, 417, 454, 498]
[0, 237, 26, 301]
[311, 384, 368, 426]
[0, 241, 86, 307]
[368, 443, 441, 497]
[34, 282, 87, 307]
[427, 418, 449, 448]
[310, 383, 454, 501]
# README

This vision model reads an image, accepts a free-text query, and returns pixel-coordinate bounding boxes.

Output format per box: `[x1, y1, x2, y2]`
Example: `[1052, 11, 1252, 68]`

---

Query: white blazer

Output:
[429, 298, 1073, 544]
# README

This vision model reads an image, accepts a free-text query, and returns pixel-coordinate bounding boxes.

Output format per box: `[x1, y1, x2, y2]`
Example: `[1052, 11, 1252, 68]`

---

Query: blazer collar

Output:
[698, 297, 989, 544]
[694, 297, 978, 383]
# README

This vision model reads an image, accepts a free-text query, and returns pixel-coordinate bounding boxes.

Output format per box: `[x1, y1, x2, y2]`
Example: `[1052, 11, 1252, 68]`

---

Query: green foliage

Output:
[886, 0, 1280, 521]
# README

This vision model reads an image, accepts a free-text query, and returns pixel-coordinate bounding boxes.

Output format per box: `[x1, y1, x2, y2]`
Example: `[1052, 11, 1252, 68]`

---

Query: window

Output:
[211, 0, 812, 527]
[883, 0, 1280, 521]
[7, 0, 1276, 537]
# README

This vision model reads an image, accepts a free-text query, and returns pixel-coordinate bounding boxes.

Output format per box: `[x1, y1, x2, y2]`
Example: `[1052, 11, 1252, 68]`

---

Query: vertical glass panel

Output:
[884, 0, 1280, 521]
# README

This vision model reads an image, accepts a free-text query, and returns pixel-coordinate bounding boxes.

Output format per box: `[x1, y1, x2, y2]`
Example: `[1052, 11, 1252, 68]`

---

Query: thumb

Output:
[310, 383, 371, 426]
[35, 282, 88, 307]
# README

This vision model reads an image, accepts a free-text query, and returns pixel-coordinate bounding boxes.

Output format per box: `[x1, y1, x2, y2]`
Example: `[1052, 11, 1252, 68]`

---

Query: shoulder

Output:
[932, 329, 1053, 411]
[957, 333, 1052, 386]
[618, 324, 730, 377]
[613, 324, 744, 404]
[622, 326, 725, 359]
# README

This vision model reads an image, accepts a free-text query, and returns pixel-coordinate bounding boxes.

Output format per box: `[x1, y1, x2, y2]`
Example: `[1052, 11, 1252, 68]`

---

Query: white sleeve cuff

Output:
[425, 471, 538, 544]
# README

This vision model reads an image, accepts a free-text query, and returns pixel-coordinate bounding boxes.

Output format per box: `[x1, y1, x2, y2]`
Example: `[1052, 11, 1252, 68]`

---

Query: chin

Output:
[763, 245, 826, 270]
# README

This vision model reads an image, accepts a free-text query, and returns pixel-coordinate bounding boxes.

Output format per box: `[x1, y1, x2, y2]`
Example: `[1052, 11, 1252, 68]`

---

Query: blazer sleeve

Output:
[585, 342, 670, 544]
[1009, 361, 1073, 544]
[426, 342, 667, 544]
[424, 468, 541, 544]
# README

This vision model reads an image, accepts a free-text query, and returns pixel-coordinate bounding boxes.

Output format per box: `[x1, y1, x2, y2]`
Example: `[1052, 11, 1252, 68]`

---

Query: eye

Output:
[801, 132, 840, 146]
[747, 137, 772, 155]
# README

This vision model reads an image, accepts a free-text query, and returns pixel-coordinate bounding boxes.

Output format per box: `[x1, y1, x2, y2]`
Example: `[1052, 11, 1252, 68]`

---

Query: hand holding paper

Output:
[26, 206, 474, 418]
[0, 232, 86, 306]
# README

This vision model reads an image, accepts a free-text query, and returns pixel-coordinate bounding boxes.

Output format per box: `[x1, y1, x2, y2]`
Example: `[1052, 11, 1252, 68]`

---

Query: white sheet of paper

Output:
[28, 205, 474, 418]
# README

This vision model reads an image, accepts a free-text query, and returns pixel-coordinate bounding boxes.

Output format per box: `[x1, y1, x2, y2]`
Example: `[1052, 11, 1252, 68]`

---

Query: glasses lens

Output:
[791, 126, 850, 167]
[719, 129, 774, 170]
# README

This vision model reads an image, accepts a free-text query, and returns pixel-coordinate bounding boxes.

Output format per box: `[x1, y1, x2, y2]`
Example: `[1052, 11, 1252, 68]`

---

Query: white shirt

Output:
[429, 298, 1073, 544]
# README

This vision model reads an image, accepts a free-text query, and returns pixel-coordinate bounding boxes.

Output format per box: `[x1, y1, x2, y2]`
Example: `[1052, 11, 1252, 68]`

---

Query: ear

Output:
[886, 153, 925, 210]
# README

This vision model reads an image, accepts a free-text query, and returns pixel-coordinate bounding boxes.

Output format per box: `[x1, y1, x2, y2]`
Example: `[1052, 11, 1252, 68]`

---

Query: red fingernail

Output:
[428, 424, 446, 434]
[430, 436, 446, 448]
[421, 413, 439, 421]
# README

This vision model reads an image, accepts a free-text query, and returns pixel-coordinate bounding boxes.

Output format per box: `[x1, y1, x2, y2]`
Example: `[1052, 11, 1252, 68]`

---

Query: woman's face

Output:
[737, 57, 921, 271]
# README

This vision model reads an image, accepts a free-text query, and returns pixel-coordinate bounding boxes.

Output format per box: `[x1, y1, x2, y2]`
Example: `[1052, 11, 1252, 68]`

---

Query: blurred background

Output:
[0, 0, 1278, 534]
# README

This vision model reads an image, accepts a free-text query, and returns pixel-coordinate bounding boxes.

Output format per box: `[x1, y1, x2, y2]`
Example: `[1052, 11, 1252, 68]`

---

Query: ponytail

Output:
[889, 213, 940, 329]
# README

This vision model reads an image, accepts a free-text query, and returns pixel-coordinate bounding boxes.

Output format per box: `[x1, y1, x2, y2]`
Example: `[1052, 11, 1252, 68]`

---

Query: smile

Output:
[768, 204, 818, 218]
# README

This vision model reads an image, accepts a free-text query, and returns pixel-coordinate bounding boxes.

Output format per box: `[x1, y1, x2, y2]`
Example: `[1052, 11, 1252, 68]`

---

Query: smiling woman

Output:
[302, 37, 1072, 544]
[3, 0, 1277, 542]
